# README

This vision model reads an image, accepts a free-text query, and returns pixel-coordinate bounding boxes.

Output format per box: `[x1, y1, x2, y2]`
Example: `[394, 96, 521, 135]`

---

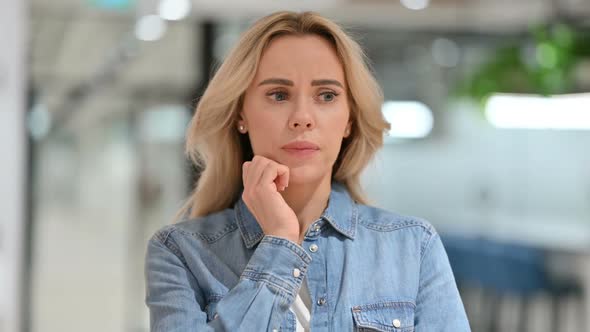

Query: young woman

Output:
[145, 11, 470, 332]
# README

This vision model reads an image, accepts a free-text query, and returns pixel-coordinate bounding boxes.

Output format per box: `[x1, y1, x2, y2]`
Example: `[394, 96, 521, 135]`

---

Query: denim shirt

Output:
[145, 181, 470, 331]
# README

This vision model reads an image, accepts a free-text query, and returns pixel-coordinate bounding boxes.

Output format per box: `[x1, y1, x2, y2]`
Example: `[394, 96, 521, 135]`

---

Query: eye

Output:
[319, 91, 339, 102]
[267, 91, 288, 102]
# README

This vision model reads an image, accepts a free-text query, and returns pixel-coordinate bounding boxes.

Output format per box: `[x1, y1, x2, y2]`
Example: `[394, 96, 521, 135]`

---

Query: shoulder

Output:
[357, 204, 438, 251]
[149, 208, 238, 246]
[356, 204, 436, 235]
[355, 204, 439, 254]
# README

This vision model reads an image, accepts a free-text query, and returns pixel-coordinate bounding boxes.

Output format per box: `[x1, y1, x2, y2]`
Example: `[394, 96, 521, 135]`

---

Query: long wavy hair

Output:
[174, 11, 390, 221]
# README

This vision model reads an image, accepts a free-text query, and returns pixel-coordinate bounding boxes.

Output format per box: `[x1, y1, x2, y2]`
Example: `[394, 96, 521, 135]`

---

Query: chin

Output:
[286, 166, 328, 186]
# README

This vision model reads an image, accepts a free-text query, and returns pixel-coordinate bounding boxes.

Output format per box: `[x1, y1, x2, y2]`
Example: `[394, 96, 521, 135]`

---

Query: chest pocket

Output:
[351, 301, 415, 332]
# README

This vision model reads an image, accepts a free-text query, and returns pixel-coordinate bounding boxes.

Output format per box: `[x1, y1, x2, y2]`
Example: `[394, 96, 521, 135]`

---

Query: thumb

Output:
[275, 164, 290, 190]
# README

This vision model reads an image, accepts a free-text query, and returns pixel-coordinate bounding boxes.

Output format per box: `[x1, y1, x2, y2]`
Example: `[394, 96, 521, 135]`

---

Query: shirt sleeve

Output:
[145, 233, 311, 332]
[414, 232, 472, 331]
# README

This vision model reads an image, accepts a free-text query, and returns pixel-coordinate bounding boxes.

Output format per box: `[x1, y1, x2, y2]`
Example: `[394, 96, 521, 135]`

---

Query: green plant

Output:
[454, 23, 590, 108]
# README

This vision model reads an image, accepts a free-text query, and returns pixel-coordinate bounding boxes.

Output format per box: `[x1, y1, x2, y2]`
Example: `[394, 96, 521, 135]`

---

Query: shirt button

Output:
[293, 268, 301, 277]
[272, 329, 278, 332]
[309, 244, 318, 252]
[317, 297, 326, 306]
[313, 224, 321, 231]
[392, 319, 401, 328]
[213, 313, 219, 319]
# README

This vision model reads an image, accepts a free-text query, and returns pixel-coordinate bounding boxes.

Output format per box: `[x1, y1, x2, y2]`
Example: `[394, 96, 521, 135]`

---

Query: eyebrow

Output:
[258, 78, 344, 88]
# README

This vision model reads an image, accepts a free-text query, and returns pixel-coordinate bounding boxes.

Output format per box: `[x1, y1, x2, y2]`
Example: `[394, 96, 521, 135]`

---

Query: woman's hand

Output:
[242, 155, 300, 243]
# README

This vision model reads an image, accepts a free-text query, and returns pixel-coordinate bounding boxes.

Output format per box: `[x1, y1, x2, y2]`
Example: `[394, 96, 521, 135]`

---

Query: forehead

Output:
[254, 34, 346, 83]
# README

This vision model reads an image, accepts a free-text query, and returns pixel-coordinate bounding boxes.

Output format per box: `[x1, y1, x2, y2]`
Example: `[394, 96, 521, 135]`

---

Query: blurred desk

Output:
[437, 219, 590, 330]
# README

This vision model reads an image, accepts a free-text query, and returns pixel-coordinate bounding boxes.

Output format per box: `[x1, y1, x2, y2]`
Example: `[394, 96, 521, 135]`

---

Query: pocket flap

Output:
[351, 301, 415, 331]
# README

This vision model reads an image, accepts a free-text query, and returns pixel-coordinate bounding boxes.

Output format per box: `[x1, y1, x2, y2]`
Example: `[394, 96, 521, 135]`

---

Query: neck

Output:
[280, 176, 332, 243]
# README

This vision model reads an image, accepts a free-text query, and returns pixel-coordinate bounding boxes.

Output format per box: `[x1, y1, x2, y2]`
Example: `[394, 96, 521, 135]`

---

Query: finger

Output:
[275, 164, 290, 190]
[242, 161, 251, 188]
[258, 160, 281, 190]
[249, 155, 270, 191]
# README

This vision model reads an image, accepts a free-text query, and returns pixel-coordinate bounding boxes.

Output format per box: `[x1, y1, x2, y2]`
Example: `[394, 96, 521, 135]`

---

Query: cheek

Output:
[320, 108, 349, 136]
[320, 128, 345, 159]
[327, 136, 345, 160]
[324, 114, 349, 158]
[248, 116, 282, 153]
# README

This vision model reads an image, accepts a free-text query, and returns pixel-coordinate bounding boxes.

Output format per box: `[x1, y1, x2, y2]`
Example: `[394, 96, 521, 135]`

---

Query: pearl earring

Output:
[239, 125, 245, 132]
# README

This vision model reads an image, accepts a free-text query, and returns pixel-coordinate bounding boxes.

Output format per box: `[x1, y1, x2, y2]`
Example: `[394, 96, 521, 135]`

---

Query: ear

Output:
[237, 111, 248, 133]
[343, 121, 352, 138]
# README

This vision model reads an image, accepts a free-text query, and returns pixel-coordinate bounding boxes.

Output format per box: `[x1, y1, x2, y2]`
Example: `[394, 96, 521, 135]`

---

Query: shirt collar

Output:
[234, 180, 358, 249]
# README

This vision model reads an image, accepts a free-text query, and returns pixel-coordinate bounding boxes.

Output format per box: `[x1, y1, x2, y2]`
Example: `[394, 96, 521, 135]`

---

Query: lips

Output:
[281, 141, 320, 150]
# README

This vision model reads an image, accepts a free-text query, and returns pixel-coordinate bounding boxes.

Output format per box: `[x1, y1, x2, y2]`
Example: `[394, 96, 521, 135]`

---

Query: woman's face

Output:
[239, 34, 352, 186]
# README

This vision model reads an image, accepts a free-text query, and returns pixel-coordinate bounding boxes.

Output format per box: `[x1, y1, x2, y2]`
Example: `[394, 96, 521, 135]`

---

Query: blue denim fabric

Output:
[145, 181, 470, 331]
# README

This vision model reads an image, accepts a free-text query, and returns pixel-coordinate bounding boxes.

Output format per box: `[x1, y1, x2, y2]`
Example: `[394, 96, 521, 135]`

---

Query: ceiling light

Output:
[382, 101, 434, 139]
[400, 0, 430, 10]
[158, 0, 191, 21]
[135, 15, 167, 41]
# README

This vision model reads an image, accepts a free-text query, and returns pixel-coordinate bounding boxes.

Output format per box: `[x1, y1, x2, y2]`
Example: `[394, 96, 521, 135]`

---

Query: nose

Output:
[288, 99, 315, 131]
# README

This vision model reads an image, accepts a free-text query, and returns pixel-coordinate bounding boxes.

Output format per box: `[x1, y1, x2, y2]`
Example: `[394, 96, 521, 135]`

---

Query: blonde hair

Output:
[174, 11, 390, 221]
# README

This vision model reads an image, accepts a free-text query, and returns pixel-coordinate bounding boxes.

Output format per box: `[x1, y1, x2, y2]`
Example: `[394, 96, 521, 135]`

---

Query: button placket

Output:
[305, 229, 327, 317]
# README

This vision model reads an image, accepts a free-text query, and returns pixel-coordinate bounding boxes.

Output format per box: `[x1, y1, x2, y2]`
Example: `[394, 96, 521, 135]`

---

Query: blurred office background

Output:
[2, 0, 590, 331]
